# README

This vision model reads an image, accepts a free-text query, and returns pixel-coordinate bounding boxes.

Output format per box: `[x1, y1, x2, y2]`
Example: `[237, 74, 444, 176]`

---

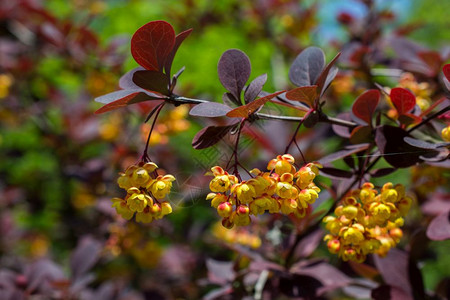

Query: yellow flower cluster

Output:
[212, 222, 262, 249]
[207, 154, 321, 228]
[141, 106, 190, 145]
[323, 182, 412, 262]
[111, 162, 175, 223]
[442, 125, 450, 142]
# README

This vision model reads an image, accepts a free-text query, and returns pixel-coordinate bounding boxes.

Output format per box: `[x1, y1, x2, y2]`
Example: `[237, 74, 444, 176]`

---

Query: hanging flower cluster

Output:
[323, 182, 412, 262]
[206, 154, 322, 228]
[441, 125, 450, 142]
[111, 162, 175, 223]
[212, 222, 262, 249]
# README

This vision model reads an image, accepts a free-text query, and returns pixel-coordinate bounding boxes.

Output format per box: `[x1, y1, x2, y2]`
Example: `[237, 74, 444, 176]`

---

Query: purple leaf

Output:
[291, 261, 352, 294]
[404, 137, 449, 149]
[244, 73, 267, 103]
[119, 67, 145, 89]
[222, 92, 239, 107]
[426, 211, 450, 241]
[331, 112, 353, 138]
[25, 259, 65, 293]
[371, 285, 411, 300]
[206, 259, 235, 285]
[374, 249, 412, 298]
[218, 49, 251, 101]
[289, 47, 325, 87]
[189, 102, 232, 118]
[296, 229, 325, 258]
[192, 123, 237, 149]
[70, 236, 102, 280]
[132, 70, 169, 94]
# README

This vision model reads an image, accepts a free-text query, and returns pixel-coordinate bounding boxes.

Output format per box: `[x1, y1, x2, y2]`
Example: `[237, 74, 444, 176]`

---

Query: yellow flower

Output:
[111, 198, 134, 220]
[127, 193, 150, 213]
[149, 174, 175, 199]
[267, 154, 295, 175]
[442, 125, 450, 142]
[232, 182, 256, 203]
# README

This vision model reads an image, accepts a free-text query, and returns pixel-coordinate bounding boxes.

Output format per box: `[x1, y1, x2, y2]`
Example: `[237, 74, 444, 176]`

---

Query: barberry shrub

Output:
[94, 18, 449, 299]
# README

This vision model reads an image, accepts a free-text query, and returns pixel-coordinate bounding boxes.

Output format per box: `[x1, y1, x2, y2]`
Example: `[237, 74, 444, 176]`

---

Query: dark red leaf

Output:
[303, 110, 319, 128]
[285, 86, 318, 107]
[318, 143, 369, 164]
[244, 73, 267, 103]
[131, 21, 175, 71]
[315, 52, 341, 95]
[95, 91, 162, 114]
[132, 70, 169, 94]
[289, 47, 325, 87]
[189, 102, 232, 117]
[192, 123, 237, 149]
[375, 125, 424, 168]
[320, 167, 354, 179]
[390, 87, 416, 114]
[352, 89, 380, 125]
[218, 49, 251, 101]
[226, 91, 284, 118]
[164, 28, 193, 77]
[443, 64, 450, 81]
[418, 51, 442, 75]
[350, 125, 372, 144]
[426, 211, 450, 241]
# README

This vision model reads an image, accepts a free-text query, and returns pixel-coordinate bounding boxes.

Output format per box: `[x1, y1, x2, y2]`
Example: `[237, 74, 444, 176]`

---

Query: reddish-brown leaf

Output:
[352, 89, 380, 125]
[95, 92, 161, 114]
[315, 52, 341, 95]
[285, 86, 318, 107]
[418, 51, 442, 75]
[350, 125, 372, 144]
[443, 64, 450, 81]
[390, 87, 416, 114]
[131, 21, 176, 71]
[226, 91, 284, 118]
[164, 28, 193, 76]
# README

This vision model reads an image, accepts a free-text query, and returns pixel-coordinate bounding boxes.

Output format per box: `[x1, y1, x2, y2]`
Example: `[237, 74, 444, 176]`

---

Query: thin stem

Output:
[232, 119, 246, 181]
[173, 95, 357, 128]
[407, 105, 450, 133]
[284, 117, 305, 154]
[142, 102, 165, 162]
